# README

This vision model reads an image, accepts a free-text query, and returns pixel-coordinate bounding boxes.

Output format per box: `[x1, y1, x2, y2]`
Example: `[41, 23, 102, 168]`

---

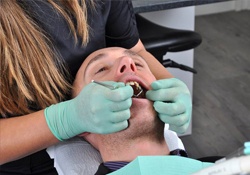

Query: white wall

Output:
[195, 0, 250, 16]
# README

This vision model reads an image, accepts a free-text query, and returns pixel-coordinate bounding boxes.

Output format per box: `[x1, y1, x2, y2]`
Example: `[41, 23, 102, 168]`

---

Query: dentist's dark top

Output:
[0, 0, 139, 174]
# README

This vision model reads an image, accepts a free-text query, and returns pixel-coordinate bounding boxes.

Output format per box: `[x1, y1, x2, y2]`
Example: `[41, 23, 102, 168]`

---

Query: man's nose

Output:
[116, 57, 137, 75]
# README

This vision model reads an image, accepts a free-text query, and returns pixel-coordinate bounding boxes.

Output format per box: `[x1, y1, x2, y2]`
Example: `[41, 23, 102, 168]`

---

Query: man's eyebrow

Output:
[87, 53, 107, 67]
[124, 50, 145, 60]
[84, 53, 107, 74]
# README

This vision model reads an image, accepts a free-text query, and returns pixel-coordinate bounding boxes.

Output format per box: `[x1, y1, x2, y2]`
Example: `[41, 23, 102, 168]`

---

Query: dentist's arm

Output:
[44, 81, 133, 140]
[131, 40, 192, 134]
[0, 81, 133, 165]
[0, 111, 58, 164]
[146, 78, 192, 134]
[130, 40, 173, 79]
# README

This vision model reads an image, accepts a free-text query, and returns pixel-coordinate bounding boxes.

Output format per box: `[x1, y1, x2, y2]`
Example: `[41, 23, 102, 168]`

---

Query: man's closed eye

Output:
[95, 67, 108, 74]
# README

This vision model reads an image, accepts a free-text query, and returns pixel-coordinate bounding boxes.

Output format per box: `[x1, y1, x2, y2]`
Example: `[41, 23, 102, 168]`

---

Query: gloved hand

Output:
[146, 78, 192, 134]
[45, 81, 133, 141]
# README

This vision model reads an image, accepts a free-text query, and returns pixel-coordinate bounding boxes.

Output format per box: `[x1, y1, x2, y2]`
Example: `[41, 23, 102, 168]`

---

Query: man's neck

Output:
[100, 138, 169, 163]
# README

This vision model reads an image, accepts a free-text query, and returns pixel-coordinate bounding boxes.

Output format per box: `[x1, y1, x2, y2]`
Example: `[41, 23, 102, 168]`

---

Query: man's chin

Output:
[130, 98, 154, 118]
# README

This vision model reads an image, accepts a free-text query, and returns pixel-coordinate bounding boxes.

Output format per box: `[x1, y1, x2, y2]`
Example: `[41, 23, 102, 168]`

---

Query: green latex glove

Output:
[146, 78, 192, 134]
[45, 81, 133, 141]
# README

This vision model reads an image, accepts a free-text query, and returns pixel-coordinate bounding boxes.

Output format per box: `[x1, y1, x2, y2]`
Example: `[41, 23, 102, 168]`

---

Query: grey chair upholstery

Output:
[136, 14, 201, 74]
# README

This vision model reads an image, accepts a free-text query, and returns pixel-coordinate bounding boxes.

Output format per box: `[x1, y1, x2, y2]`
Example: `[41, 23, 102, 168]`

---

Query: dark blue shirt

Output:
[95, 149, 188, 175]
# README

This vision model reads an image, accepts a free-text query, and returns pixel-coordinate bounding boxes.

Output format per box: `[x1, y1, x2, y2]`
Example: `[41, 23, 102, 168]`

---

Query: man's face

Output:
[74, 47, 163, 150]
[74, 47, 156, 96]
[74, 46, 157, 123]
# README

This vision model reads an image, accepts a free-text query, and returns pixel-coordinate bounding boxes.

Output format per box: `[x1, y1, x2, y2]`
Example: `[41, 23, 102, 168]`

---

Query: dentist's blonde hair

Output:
[0, 0, 94, 117]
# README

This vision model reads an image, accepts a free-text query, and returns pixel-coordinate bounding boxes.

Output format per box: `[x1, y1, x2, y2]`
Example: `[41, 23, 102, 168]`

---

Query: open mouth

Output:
[126, 81, 146, 98]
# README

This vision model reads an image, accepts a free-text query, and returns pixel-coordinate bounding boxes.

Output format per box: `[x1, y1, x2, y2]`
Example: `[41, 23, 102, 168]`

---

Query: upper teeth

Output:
[126, 81, 142, 90]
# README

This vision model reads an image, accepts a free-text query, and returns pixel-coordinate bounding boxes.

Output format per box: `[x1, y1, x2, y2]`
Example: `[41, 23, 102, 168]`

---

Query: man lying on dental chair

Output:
[48, 47, 250, 175]
[48, 47, 211, 175]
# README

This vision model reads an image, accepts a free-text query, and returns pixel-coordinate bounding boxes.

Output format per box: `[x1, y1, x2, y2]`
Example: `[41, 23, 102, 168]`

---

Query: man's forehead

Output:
[86, 53, 107, 68]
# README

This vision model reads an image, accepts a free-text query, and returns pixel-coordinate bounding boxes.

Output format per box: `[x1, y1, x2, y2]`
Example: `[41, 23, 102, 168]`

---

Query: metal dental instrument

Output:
[92, 80, 117, 90]
[132, 88, 143, 97]
[92, 80, 143, 97]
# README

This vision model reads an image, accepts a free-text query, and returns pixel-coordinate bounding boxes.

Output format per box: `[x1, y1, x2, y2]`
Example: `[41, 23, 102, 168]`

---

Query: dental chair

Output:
[135, 14, 202, 74]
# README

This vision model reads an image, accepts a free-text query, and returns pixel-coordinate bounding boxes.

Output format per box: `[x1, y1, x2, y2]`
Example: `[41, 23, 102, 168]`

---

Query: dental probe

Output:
[92, 80, 143, 97]
[91, 80, 117, 90]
